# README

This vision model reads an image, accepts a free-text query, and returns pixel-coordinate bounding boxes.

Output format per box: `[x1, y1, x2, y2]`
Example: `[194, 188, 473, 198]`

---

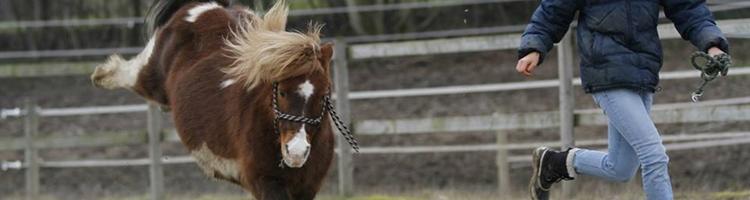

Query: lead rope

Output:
[690, 51, 732, 102]
[324, 96, 360, 153]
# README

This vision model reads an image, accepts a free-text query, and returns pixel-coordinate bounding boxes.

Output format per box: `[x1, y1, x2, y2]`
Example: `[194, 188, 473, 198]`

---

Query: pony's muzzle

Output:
[283, 131, 311, 168]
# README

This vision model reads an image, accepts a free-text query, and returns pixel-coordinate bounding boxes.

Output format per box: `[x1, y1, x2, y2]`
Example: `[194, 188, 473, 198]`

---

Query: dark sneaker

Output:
[530, 147, 576, 200]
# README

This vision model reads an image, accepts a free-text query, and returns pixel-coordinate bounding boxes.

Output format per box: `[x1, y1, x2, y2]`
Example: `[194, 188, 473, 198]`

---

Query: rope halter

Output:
[271, 82, 360, 152]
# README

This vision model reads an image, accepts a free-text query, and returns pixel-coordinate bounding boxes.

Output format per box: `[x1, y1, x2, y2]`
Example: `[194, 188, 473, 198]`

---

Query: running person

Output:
[515, 0, 730, 199]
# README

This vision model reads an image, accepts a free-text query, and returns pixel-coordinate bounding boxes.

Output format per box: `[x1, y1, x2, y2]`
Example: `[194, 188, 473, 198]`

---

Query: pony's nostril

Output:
[304, 146, 311, 156]
[285, 144, 289, 151]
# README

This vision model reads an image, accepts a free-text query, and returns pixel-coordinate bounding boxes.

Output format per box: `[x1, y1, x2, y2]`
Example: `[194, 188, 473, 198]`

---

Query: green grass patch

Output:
[712, 190, 750, 200]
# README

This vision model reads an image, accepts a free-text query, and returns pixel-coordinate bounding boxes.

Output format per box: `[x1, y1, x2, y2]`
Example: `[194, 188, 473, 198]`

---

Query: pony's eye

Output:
[279, 92, 287, 97]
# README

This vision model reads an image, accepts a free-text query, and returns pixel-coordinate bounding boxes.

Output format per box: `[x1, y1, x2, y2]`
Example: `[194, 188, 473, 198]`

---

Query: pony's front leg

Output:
[252, 178, 291, 200]
[91, 34, 156, 90]
[290, 189, 316, 200]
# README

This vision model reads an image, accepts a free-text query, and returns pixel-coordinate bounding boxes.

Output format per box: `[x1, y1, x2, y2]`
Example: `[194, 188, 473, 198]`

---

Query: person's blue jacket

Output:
[519, 0, 729, 93]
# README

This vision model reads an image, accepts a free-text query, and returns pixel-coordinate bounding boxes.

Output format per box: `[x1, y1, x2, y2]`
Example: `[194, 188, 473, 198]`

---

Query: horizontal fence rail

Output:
[0, 17, 143, 29]
[289, 0, 531, 16]
[2, 97, 748, 151]
[350, 18, 750, 59]
[0, 47, 143, 60]
[0, 0, 744, 29]
[348, 67, 750, 99]
[3, 131, 748, 169]
[3, 68, 749, 118]
[355, 97, 750, 135]
[2, 16, 750, 60]
[510, 136, 750, 163]
[358, 132, 750, 154]
[0, 0, 531, 29]
[39, 104, 148, 117]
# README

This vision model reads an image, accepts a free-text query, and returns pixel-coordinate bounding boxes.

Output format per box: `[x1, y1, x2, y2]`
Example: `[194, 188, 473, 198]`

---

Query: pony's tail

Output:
[145, 0, 230, 35]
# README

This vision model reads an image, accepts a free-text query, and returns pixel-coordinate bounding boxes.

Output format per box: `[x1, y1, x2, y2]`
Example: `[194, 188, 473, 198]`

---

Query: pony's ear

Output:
[319, 42, 334, 67]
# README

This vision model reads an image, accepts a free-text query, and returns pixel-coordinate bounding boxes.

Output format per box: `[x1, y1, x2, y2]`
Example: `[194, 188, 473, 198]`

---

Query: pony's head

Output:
[270, 57, 332, 167]
[223, 0, 334, 168]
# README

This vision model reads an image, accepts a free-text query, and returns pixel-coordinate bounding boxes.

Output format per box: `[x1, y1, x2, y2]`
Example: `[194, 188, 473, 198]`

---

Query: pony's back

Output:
[146, 0, 230, 34]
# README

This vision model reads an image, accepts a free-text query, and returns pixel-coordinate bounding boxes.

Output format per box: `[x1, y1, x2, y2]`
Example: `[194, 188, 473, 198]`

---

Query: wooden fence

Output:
[2, 2, 750, 199]
[3, 95, 750, 199]
[3, 40, 750, 200]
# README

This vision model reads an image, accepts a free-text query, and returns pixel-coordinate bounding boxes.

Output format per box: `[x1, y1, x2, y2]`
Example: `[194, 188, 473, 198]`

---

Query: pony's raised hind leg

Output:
[91, 35, 156, 90]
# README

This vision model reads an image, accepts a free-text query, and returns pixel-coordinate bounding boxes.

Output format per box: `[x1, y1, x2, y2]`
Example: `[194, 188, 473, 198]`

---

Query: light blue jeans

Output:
[573, 89, 673, 200]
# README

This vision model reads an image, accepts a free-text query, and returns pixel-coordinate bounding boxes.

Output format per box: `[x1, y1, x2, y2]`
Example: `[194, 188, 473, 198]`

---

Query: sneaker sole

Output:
[529, 147, 549, 200]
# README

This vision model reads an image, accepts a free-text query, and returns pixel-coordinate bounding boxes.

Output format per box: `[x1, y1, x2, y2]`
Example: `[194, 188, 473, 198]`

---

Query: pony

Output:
[90, 0, 357, 199]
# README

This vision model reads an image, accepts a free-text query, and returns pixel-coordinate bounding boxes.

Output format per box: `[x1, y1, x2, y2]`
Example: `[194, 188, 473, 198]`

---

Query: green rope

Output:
[690, 51, 732, 102]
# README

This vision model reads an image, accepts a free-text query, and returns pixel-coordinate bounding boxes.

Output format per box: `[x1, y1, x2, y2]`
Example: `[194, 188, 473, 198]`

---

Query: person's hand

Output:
[707, 46, 731, 77]
[516, 52, 540, 77]
[708, 47, 726, 57]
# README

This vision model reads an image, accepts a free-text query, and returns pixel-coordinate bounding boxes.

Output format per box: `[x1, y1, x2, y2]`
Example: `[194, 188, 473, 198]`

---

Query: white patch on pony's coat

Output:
[185, 2, 221, 23]
[287, 125, 310, 156]
[120, 34, 157, 86]
[191, 143, 240, 181]
[297, 80, 314, 101]
[220, 79, 236, 89]
[283, 125, 311, 167]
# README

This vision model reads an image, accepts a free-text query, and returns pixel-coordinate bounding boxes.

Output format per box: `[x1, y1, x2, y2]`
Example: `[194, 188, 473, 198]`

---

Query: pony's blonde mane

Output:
[224, 0, 324, 89]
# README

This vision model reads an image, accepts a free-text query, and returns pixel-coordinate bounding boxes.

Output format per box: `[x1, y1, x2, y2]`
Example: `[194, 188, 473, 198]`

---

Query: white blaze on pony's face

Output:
[279, 80, 315, 167]
[277, 75, 331, 168]
[298, 80, 314, 101]
[283, 125, 311, 167]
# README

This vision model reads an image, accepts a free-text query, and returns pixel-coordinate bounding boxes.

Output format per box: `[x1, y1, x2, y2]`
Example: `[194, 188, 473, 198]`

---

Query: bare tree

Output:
[344, 0, 367, 35]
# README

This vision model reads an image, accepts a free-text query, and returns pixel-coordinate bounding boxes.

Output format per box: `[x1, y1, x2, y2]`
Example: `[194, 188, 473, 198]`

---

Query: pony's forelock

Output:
[223, 0, 325, 89]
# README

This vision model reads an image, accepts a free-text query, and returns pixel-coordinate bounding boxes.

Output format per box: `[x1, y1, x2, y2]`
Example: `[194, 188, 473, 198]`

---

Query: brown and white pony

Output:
[91, 0, 339, 199]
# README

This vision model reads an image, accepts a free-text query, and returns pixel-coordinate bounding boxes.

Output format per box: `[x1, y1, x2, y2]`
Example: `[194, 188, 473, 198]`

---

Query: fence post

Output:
[495, 131, 510, 199]
[333, 39, 354, 197]
[24, 99, 39, 200]
[558, 28, 576, 198]
[147, 103, 165, 200]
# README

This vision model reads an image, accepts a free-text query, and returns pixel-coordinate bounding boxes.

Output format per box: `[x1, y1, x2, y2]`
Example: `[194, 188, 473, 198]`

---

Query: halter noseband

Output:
[271, 82, 360, 152]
